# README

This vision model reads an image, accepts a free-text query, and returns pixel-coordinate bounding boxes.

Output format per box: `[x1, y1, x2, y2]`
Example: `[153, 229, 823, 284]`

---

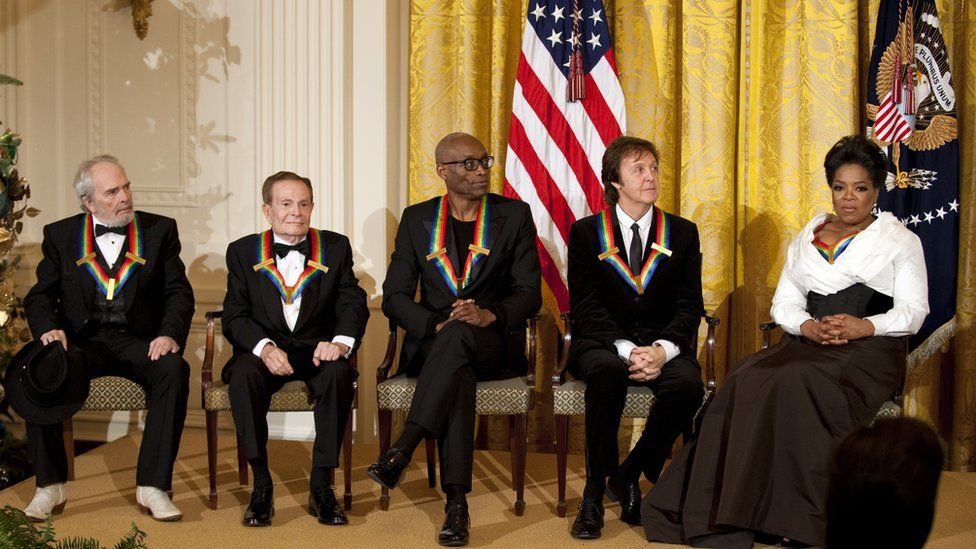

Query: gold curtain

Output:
[408, 0, 976, 470]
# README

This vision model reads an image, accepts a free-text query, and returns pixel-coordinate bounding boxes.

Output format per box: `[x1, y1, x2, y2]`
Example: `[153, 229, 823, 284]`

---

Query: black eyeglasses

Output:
[440, 155, 495, 171]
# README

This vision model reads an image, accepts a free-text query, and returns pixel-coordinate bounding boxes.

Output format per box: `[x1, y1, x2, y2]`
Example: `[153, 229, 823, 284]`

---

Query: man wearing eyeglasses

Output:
[367, 132, 541, 546]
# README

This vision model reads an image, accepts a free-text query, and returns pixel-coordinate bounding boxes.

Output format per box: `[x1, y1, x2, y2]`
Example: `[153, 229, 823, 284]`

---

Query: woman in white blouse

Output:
[642, 135, 929, 548]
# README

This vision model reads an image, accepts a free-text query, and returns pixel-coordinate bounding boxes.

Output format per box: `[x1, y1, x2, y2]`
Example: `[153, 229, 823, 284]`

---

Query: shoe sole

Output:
[570, 531, 602, 540]
[138, 504, 182, 522]
[308, 505, 348, 525]
[366, 468, 403, 490]
[241, 508, 275, 527]
[437, 538, 469, 547]
[27, 500, 66, 523]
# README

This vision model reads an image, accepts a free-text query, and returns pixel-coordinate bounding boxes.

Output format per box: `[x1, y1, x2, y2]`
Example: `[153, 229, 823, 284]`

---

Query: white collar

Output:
[615, 203, 654, 233]
[272, 232, 308, 245]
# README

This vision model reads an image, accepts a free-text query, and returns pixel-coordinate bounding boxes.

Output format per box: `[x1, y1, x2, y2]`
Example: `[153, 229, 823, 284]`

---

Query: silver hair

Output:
[73, 154, 125, 211]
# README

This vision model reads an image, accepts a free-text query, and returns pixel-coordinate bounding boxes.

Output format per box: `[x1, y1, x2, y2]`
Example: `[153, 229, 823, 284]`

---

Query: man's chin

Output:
[106, 212, 135, 227]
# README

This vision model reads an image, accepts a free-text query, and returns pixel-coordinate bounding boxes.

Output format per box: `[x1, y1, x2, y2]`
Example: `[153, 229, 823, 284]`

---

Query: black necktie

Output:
[273, 240, 309, 259]
[629, 222, 643, 274]
[95, 224, 127, 237]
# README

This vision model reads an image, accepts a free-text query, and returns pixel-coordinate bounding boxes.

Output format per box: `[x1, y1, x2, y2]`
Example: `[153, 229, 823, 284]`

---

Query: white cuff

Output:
[613, 339, 637, 362]
[252, 338, 275, 357]
[653, 339, 680, 364]
[332, 335, 356, 358]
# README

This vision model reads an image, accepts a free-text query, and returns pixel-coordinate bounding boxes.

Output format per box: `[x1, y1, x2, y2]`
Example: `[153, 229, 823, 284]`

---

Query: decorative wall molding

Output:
[86, 0, 199, 207]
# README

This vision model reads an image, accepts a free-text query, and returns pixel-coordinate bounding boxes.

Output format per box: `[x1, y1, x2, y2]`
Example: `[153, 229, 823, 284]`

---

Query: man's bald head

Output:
[435, 132, 484, 164]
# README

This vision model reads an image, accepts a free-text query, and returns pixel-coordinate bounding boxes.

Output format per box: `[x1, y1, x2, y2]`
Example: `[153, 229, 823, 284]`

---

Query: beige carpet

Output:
[0, 432, 974, 548]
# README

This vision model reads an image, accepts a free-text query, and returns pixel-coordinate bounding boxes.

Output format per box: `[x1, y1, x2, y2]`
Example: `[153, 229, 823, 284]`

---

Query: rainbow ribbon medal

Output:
[252, 230, 329, 304]
[75, 214, 146, 300]
[595, 207, 671, 295]
[813, 230, 859, 264]
[425, 195, 491, 296]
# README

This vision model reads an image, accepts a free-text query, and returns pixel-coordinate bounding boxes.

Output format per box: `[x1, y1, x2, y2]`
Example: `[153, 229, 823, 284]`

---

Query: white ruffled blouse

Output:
[770, 212, 929, 337]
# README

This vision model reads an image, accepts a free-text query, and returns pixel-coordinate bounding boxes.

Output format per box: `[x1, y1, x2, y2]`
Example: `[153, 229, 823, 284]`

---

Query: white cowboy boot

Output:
[24, 483, 67, 522]
[136, 486, 182, 522]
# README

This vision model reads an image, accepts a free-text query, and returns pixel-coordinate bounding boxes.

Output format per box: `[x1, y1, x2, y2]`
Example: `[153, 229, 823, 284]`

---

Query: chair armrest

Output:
[375, 318, 398, 384]
[703, 313, 720, 394]
[524, 312, 540, 390]
[759, 320, 777, 349]
[553, 312, 572, 389]
[202, 310, 223, 405]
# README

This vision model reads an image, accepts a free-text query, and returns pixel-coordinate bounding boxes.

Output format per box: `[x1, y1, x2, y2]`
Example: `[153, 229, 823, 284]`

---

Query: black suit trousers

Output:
[405, 321, 509, 492]
[571, 347, 703, 482]
[226, 348, 356, 470]
[27, 330, 190, 489]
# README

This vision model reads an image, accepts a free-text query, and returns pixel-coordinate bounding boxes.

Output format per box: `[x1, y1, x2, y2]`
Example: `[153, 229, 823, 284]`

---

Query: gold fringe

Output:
[907, 316, 957, 375]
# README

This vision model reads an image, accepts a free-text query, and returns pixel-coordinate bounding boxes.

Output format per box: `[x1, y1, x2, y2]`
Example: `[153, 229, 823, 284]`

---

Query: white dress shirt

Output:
[252, 233, 356, 358]
[770, 212, 929, 336]
[92, 216, 126, 268]
[611, 204, 680, 364]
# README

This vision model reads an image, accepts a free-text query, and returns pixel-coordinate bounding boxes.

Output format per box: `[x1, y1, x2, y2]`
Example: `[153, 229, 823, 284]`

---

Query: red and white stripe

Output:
[874, 91, 913, 143]
[503, 13, 626, 311]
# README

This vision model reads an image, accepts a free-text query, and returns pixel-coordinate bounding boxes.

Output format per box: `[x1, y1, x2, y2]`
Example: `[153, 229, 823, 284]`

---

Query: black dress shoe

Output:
[308, 486, 348, 525]
[366, 448, 409, 490]
[606, 475, 642, 526]
[438, 502, 470, 547]
[570, 497, 604, 540]
[242, 486, 274, 527]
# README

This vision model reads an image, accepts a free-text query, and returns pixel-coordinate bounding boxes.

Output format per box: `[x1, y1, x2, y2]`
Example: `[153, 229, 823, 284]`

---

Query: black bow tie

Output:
[95, 224, 128, 237]
[273, 240, 309, 259]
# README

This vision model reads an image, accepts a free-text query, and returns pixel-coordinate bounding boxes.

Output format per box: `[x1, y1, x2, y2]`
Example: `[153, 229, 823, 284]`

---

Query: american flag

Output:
[503, 0, 626, 311]
[874, 90, 913, 143]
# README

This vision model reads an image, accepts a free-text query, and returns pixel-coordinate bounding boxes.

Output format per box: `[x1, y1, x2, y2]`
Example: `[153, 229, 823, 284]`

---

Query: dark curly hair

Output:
[823, 135, 888, 189]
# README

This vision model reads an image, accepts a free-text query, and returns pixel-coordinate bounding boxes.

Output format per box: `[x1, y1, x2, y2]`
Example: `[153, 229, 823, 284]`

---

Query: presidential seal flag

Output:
[866, 0, 959, 362]
[503, 0, 626, 312]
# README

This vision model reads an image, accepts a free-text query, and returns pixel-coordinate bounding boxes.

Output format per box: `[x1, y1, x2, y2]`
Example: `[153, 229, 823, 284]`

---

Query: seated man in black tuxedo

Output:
[22, 155, 195, 522]
[366, 132, 541, 546]
[221, 171, 368, 527]
[566, 136, 704, 539]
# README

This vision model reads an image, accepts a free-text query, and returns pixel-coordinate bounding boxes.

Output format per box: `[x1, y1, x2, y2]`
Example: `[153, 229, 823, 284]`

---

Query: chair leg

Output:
[512, 414, 527, 516]
[236, 432, 249, 486]
[555, 414, 569, 518]
[378, 409, 391, 511]
[206, 410, 219, 509]
[425, 437, 437, 488]
[63, 419, 75, 482]
[343, 409, 353, 510]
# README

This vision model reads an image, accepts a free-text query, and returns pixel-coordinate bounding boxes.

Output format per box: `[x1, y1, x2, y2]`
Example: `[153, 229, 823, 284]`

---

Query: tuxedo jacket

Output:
[221, 229, 369, 381]
[382, 193, 542, 376]
[567, 206, 704, 367]
[24, 211, 195, 349]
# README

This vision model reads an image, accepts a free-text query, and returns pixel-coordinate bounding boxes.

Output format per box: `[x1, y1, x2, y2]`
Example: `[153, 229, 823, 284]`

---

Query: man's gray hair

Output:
[73, 154, 125, 210]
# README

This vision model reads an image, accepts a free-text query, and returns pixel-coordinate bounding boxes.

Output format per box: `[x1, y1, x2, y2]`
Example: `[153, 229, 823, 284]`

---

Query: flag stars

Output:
[570, 32, 581, 47]
[530, 3, 546, 21]
[936, 207, 947, 219]
[552, 6, 565, 23]
[574, 8, 582, 22]
[587, 33, 602, 50]
[923, 211, 935, 223]
[949, 199, 959, 212]
[589, 8, 603, 25]
[546, 29, 563, 47]
[909, 214, 921, 226]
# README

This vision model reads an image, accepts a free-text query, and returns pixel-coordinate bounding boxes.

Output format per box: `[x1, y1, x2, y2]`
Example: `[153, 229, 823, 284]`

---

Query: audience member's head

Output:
[825, 417, 944, 549]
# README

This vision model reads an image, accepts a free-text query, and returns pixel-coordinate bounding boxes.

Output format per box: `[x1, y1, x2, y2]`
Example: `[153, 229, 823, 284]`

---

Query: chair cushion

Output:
[82, 376, 148, 411]
[204, 380, 315, 412]
[377, 376, 531, 415]
[553, 380, 656, 418]
[874, 400, 901, 421]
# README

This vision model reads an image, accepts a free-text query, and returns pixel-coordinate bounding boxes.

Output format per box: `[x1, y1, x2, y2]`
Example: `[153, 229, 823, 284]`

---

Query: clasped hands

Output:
[627, 345, 667, 382]
[39, 329, 179, 361]
[435, 299, 496, 332]
[260, 340, 350, 376]
[799, 314, 874, 346]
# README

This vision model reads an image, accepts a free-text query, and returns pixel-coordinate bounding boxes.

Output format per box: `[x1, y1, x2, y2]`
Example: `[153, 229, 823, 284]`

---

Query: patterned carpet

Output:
[0, 431, 973, 548]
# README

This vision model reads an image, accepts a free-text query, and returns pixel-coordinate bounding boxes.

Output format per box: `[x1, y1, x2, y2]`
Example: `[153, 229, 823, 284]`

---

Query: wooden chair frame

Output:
[201, 310, 355, 510]
[551, 312, 719, 517]
[374, 314, 538, 516]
